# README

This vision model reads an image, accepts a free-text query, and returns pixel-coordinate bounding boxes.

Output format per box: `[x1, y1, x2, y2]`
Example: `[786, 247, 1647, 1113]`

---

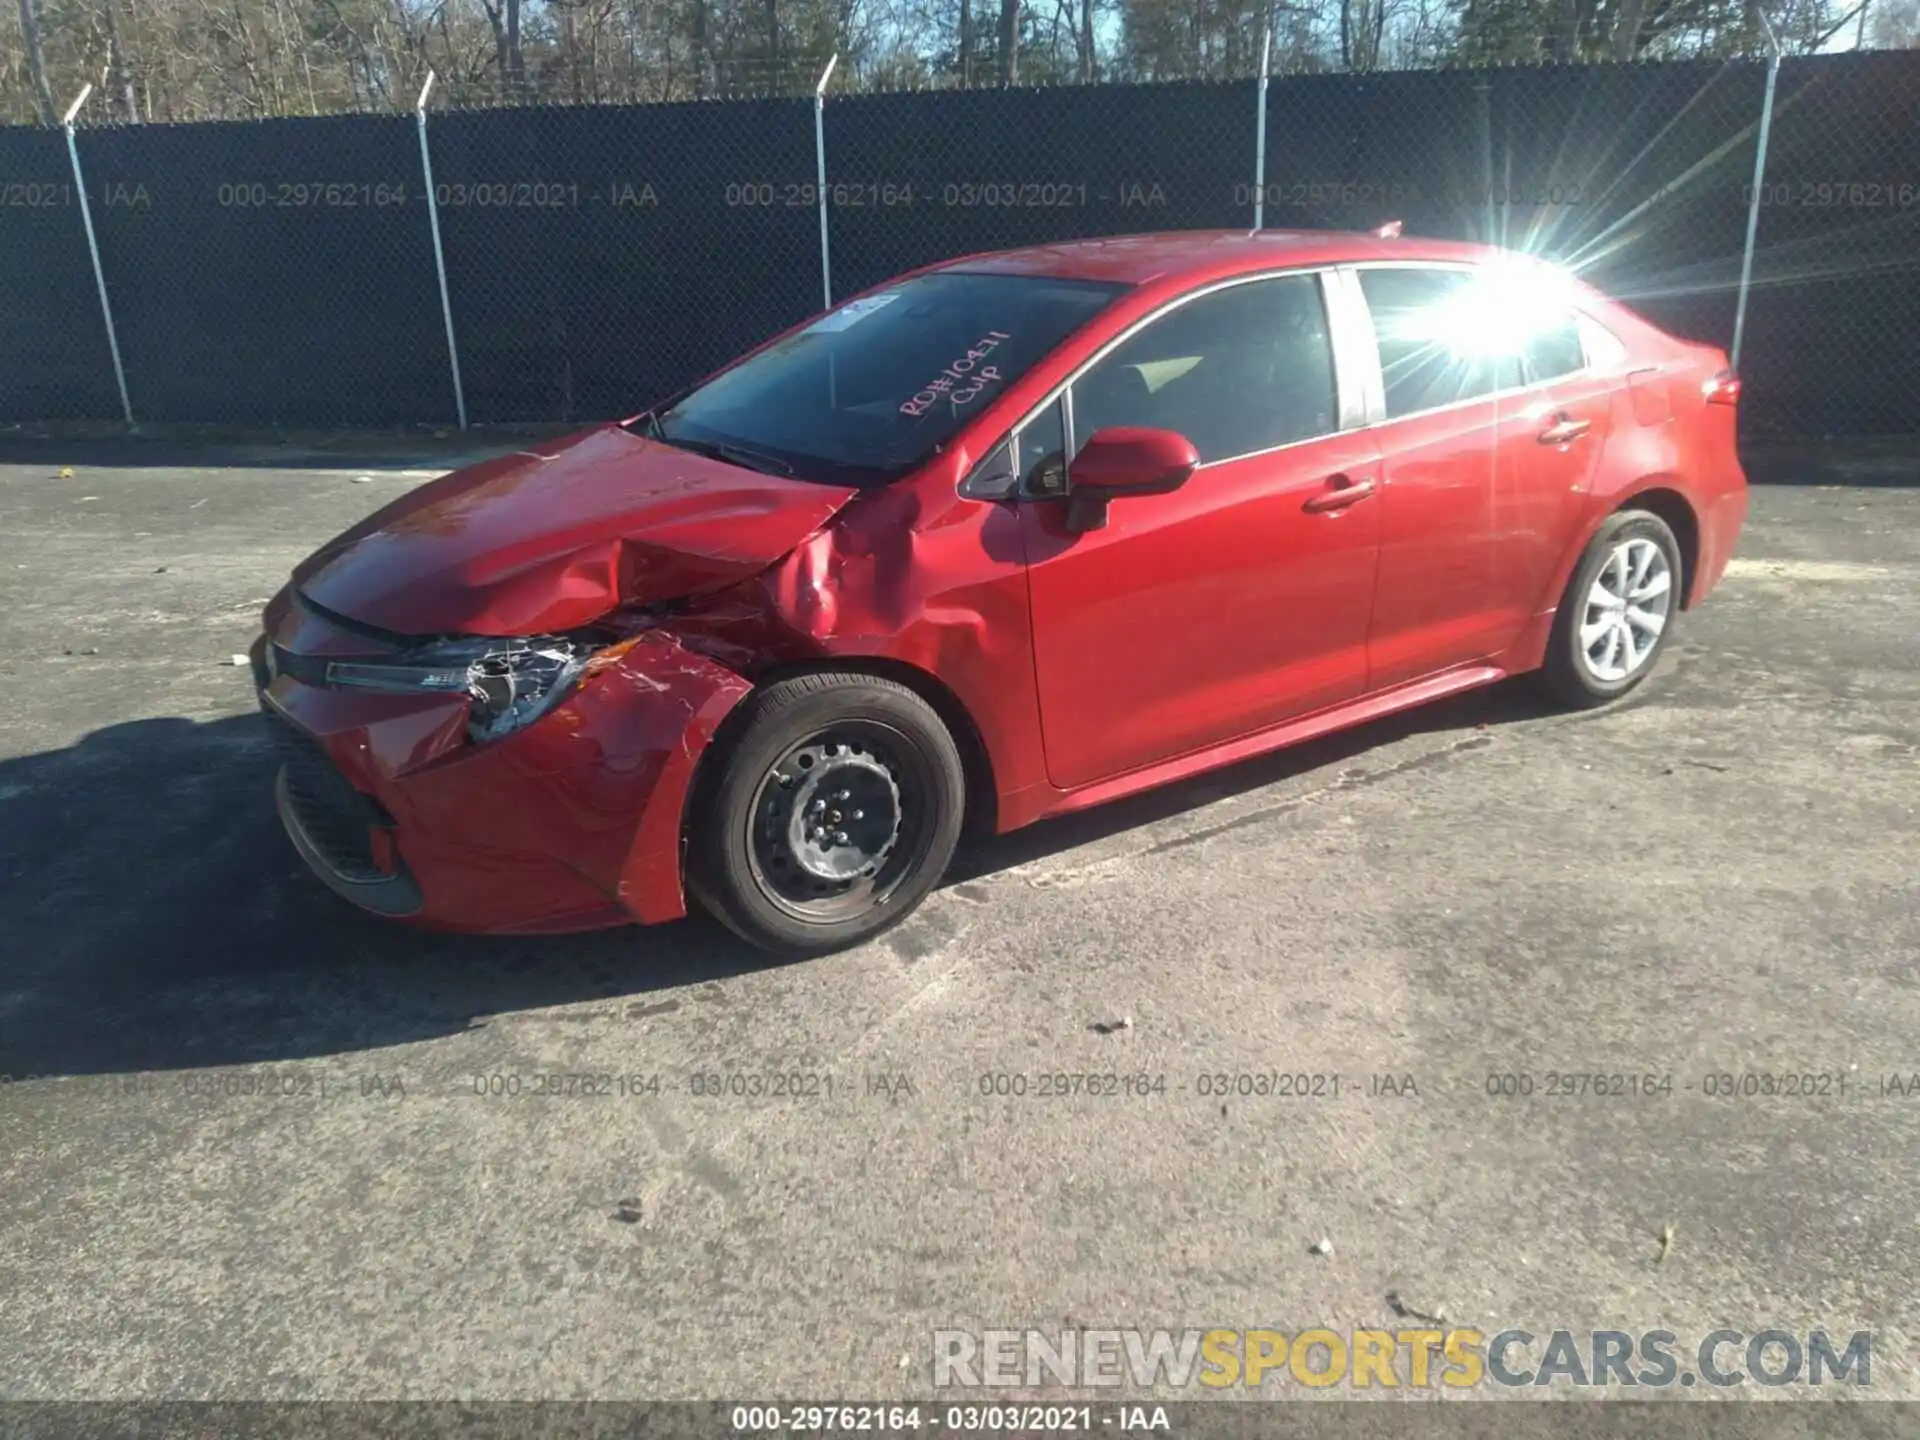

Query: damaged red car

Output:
[255, 229, 1748, 953]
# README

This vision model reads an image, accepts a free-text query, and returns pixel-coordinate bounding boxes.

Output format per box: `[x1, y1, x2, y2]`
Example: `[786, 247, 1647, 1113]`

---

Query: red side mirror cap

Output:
[1071, 427, 1201, 497]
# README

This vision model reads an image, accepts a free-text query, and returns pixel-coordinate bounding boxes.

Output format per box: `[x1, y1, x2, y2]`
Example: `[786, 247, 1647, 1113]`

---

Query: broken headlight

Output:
[327, 635, 600, 743]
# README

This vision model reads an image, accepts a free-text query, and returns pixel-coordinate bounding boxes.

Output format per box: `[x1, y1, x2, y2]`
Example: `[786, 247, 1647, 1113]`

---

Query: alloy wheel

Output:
[1578, 536, 1673, 684]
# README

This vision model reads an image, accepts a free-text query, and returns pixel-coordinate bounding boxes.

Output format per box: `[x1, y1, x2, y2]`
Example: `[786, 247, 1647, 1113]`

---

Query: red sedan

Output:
[255, 229, 1749, 953]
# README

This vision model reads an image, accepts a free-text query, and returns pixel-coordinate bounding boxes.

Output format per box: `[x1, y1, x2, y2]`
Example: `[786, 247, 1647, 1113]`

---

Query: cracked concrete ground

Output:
[0, 436, 1915, 1406]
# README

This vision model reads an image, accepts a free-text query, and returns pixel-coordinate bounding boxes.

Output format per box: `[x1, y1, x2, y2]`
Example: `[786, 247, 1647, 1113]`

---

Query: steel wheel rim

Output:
[1579, 536, 1672, 684]
[745, 721, 933, 923]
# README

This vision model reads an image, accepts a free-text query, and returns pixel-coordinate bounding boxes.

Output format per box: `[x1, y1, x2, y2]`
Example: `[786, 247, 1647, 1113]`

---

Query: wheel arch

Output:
[1520, 479, 1704, 674]
[687, 654, 1000, 848]
[1615, 482, 1702, 609]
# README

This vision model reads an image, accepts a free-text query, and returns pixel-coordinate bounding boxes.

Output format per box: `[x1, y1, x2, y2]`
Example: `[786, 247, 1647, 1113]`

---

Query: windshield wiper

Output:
[715, 442, 793, 476]
[653, 427, 793, 477]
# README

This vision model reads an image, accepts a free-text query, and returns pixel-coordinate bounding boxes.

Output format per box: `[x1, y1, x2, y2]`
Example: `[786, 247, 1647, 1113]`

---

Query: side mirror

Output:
[1063, 426, 1200, 533]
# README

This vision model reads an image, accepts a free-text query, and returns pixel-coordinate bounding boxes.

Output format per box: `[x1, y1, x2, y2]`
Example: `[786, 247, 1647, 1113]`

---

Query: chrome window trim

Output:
[998, 265, 1352, 498]
[1342, 259, 1597, 427]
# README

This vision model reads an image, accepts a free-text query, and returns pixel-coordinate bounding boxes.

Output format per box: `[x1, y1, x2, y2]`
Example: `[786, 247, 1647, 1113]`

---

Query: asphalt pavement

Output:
[0, 434, 1915, 1406]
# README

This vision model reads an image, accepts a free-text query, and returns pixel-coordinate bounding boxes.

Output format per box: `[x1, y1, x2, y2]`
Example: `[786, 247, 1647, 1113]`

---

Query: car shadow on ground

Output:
[0, 678, 1559, 1080]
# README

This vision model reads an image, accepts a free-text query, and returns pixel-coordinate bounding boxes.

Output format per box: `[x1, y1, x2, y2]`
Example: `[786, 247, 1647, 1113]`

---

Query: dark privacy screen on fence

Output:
[2, 52, 1916, 436]
[822, 81, 1255, 296]
[1737, 52, 1920, 437]
[82, 114, 451, 427]
[428, 99, 822, 424]
[0, 127, 121, 421]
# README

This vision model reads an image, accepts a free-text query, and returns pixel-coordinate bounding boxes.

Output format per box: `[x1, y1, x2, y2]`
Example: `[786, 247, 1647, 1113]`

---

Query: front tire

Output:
[1539, 509, 1682, 708]
[687, 672, 967, 955]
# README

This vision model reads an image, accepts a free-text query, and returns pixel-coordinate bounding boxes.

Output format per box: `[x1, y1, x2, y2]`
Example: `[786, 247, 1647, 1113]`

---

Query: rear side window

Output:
[1358, 268, 1521, 418]
[1577, 313, 1629, 369]
[1069, 274, 1338, 465]
[1522, 316, 1586, 382]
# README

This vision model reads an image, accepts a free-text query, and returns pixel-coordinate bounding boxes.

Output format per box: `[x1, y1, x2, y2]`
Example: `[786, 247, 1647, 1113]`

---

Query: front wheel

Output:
[687, 672, 967, 955]
[1539, 509, 1682, 708]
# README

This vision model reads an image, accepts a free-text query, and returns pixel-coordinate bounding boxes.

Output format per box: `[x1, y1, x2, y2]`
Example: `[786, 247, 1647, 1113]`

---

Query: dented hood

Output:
[292, 425, 860, 636]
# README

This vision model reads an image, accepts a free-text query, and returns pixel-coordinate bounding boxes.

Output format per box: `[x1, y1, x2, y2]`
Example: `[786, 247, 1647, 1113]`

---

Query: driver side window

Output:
[1068, 274, 1339, 468]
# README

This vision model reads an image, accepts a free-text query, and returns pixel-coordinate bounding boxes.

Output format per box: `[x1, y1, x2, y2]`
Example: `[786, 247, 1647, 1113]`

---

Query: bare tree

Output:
[18, 0, 58, 121]
[1869, 0, 1920, 40]
[478, 0, 507, 92]
[0, 0, 1883, 121]
[476, 0, 528, 96]
[1607, 0, 1651, 55]
[1341, 0, 1389, 65]
[101, 0, 140, 118]
[506, 0, 526, 92]
[690, 0, 710, 93]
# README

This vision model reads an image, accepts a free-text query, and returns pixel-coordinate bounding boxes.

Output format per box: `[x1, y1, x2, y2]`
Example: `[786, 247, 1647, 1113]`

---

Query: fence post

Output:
[1731, 18, 1781, 373]
[1251, 28, 1271, 232]
[62, 85, 134, 428]
[415, 71, 468, 431]
[814, 53, 839, 310]
[1474, 78, 1494, 246]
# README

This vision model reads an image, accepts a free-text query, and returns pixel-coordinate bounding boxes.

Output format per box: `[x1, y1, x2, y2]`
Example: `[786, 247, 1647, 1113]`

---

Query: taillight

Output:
[1703, 368, 1742, 406]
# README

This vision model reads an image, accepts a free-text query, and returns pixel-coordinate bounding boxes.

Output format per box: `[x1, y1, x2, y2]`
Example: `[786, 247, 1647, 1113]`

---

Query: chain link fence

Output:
[1736, 51, 1920, 436]
[1, 50, 1915, 436]
[0, 126, 119, 420]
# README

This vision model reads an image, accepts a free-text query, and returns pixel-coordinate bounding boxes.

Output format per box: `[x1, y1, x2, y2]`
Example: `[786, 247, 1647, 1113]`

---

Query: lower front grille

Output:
[262, 709, 394, 884]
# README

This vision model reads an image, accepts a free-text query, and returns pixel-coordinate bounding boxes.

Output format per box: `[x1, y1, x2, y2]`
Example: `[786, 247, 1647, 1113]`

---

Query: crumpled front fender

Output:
[262, 618, 753, 934]
[597, 630, 753, 924]
[395, 626, 752, 928]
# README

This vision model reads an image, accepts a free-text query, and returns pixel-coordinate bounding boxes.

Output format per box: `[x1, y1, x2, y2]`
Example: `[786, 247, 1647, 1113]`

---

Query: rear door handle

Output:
[1538, 413, 1592, 445]
[1303, 474, 1377, 512]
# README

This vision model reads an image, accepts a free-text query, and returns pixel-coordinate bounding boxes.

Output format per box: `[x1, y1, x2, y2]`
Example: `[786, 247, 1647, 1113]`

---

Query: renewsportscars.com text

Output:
[932, 1327, 1873, 1390]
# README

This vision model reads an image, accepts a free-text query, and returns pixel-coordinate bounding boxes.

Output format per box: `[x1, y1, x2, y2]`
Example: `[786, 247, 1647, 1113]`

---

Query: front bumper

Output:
[275, 766, 425, 917]
[255, 601, 751, 934]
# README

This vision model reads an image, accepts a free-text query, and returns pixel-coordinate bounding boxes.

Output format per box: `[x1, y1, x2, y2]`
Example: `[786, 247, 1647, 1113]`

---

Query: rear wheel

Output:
[687, 672, 966, 955]
[1539, 510, 1681, 708]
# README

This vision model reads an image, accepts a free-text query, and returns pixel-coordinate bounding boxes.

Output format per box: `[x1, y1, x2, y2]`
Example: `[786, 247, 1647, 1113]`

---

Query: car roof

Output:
[935, 229, 1503, 287]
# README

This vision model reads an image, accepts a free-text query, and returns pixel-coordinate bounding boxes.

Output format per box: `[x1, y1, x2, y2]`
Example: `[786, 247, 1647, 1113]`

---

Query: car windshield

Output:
[649, 272, 1128, 487]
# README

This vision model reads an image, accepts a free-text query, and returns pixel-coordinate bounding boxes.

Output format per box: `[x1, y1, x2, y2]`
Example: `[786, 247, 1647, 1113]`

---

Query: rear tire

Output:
[687, 672, 966, 955]
[1539, 509, 1682, 708]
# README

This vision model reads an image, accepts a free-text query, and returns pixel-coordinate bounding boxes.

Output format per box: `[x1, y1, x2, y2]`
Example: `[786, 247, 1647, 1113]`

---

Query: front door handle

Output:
[1303, 474, 1377, 513]
[1538, 413, 1592, 445]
